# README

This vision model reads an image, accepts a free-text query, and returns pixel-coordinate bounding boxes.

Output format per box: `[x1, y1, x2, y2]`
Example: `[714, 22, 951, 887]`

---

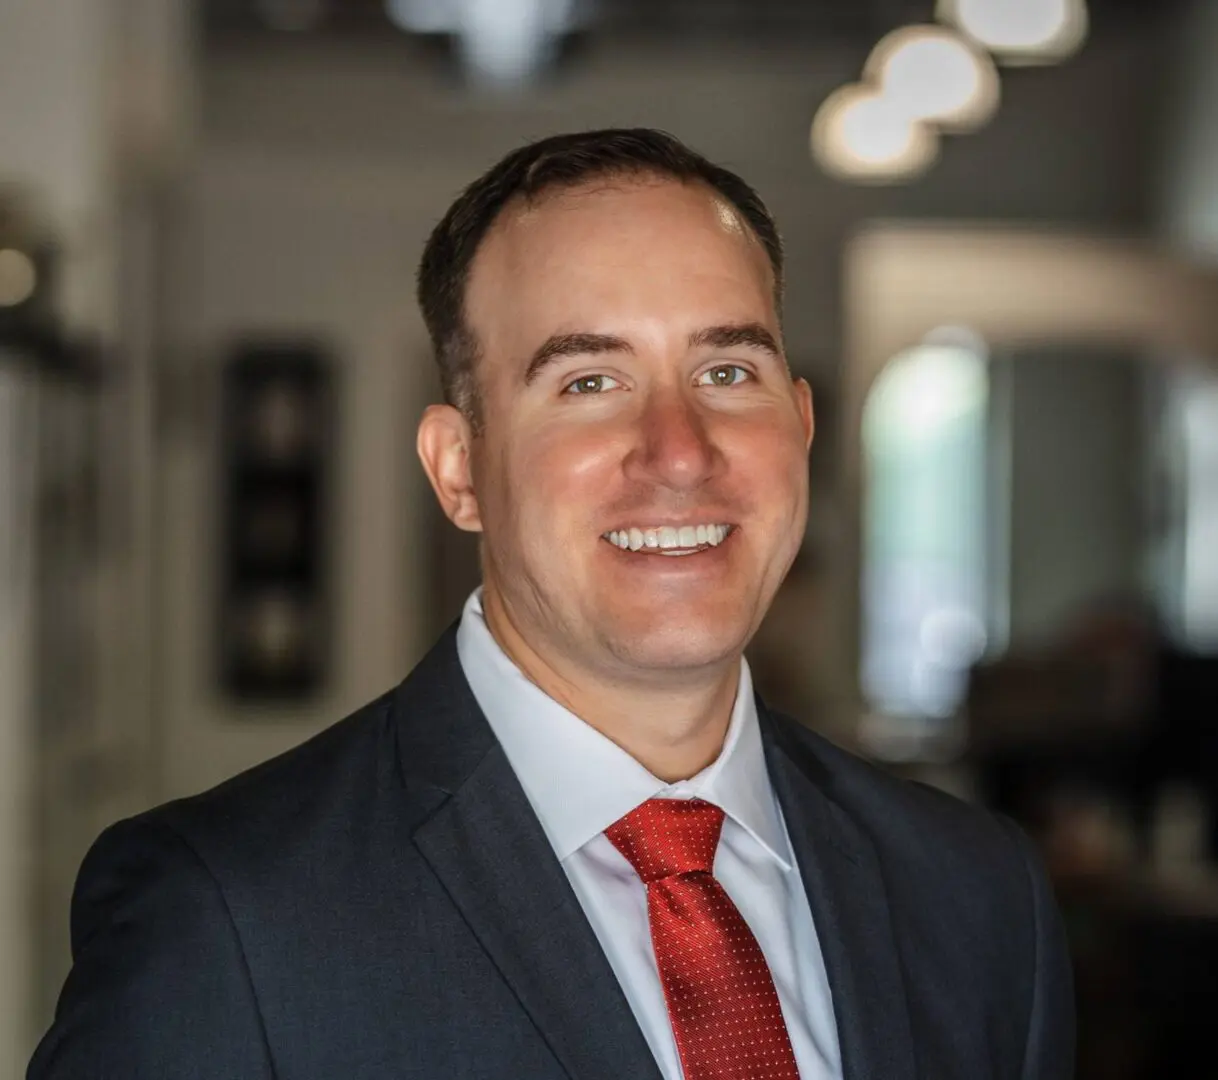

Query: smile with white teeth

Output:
[601, 524, 733, 554]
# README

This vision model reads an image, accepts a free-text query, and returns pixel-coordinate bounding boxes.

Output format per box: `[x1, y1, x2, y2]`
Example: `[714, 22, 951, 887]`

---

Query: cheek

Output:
[728, 420, 809, 507]
[516, 422, 627, 506]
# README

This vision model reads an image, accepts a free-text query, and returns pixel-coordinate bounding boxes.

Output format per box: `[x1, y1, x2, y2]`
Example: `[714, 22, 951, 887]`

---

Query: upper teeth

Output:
[603, 524, 731, 551]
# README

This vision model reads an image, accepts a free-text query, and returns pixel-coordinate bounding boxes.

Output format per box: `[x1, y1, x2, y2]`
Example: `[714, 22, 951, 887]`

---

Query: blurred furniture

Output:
[964, 647, 1218, 1080]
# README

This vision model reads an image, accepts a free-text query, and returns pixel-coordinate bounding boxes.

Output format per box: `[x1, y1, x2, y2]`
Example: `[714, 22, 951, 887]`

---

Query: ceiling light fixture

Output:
[385, 0, 591, 88]
[866, 25, 999, 132]
[937, 0, 1088, 64]
[811, 84, 940, 184]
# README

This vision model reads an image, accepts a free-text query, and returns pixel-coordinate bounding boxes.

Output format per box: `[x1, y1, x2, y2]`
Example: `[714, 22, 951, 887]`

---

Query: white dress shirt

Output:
[456, 589, 842, 1080]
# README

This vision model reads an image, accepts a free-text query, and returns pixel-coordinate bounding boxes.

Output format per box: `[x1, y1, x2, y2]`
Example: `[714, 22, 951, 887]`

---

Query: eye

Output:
[697, 364, 751, 388]
[563, 373, 622, 395]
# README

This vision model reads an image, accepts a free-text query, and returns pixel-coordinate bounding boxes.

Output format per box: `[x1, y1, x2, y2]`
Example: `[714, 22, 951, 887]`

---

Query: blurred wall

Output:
[0, 0, 195, 1062]
[1, 9, 117, 1067]
[1161, 0, 1218, 261]
[158, 153, 429, 795]
[1002, 348, 1147, 648]
[153, 26, 1174, 799]
[0, 0, 114, 328]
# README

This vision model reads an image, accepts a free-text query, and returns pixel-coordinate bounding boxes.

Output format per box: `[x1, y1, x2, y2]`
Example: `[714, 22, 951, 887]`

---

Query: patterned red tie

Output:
[605, 798, 801, 1080]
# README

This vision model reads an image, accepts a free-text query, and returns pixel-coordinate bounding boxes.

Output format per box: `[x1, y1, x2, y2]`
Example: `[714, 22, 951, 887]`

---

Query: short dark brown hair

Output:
[416, 128, 784, 425]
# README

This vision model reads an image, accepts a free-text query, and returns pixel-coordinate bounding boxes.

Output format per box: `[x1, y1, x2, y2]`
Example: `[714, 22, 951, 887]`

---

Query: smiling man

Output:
[30, 130, 1073, 1080]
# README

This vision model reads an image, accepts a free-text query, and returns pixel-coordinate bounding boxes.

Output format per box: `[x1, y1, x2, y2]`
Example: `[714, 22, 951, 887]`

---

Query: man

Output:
[30, 129, 1073, 1079]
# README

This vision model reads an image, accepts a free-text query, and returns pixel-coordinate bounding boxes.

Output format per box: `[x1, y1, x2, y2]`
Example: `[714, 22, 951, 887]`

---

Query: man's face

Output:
[441, 178, 812, 684]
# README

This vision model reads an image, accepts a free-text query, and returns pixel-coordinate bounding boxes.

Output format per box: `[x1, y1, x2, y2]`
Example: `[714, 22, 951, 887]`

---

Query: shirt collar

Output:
[455, 588, 791, 870]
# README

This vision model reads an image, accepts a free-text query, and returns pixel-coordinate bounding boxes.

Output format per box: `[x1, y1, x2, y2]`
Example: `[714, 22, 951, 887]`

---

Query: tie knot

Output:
[604, 798, 725, 884]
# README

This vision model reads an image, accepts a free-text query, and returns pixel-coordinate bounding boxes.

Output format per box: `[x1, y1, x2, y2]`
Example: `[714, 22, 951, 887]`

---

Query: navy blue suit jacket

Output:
[29, 628, 1074, 1079]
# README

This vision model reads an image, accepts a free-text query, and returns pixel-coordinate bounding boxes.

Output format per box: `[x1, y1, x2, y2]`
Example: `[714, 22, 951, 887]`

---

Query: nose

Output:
[624, 386, 722, 491]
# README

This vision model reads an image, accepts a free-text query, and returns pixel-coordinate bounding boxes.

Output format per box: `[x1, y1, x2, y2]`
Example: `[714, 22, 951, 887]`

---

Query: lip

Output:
[601, 518, 738, 532]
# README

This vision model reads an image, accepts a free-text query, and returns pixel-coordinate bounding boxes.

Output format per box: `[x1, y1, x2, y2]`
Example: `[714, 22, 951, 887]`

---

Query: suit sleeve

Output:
[27, 817, 276, 1080]
[1002, 819, 1076, 1080]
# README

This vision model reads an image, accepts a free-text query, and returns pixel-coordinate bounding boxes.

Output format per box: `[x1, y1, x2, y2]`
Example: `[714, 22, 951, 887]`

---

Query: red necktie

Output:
[605, 798, 801, 1080]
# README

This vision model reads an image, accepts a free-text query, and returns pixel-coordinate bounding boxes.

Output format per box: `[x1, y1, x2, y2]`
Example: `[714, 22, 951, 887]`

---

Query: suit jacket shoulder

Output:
[145, 686, 405, 882]
[765, 707, 1034, 886]
[35, 630, 591, 1080]
[762, 707, 1074, 1080]
[139, 624, 488, 886]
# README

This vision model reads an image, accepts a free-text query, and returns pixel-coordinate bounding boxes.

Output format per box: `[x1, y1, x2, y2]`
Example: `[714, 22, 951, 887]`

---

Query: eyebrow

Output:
[521, 321, 783, 385]
[524, 333, 633, 384]
[688, 322, 782, 358]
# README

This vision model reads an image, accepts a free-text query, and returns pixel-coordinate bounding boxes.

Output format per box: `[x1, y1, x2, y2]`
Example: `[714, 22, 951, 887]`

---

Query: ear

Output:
[416, 404, 483, 532]
[794, 377, 815, 450]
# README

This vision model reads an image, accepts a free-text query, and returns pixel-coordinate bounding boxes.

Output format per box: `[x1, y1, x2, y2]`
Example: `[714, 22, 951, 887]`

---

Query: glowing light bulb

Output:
[938, 0, 1088, 63]
[812, 84, 939, 183]
[867, 25, 999, 130]
[0, 249, 36, 307]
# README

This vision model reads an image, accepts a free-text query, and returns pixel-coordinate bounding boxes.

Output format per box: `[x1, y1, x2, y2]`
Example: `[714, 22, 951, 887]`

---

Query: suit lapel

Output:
[396, 630, 918, 1080]
[762, 711, 918, 1080]
[398, 631, 662, 1080]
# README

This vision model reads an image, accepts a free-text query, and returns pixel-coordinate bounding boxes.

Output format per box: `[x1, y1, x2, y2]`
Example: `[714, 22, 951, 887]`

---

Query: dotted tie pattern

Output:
[605, 798, 801, 1080]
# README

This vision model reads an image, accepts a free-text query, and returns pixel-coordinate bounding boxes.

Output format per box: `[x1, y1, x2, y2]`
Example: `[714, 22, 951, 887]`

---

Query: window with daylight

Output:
[861, 336, 992, 733]
[1157, 366, 1218, 651]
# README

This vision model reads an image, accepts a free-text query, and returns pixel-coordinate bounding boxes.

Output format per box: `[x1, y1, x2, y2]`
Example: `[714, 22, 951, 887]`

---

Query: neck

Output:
[481, 591, 740, 783]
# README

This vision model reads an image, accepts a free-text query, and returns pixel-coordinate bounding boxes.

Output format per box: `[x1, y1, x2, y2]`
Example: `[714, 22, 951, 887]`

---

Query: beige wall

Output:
[0, 0, 196, 1054]
[158, 151, 439, 796]
[1, 6, 114, 1063]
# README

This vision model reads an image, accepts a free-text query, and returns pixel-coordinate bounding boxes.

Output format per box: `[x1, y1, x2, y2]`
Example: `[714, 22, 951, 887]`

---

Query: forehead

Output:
[465, 178, 776, 323]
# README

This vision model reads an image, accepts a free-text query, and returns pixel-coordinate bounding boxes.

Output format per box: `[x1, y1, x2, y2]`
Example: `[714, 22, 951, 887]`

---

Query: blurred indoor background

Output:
[3, 0, 1218, 1075]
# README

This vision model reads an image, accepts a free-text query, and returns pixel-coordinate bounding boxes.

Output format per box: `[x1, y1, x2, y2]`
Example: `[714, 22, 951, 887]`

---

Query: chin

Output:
[599, 610, 752, 674]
